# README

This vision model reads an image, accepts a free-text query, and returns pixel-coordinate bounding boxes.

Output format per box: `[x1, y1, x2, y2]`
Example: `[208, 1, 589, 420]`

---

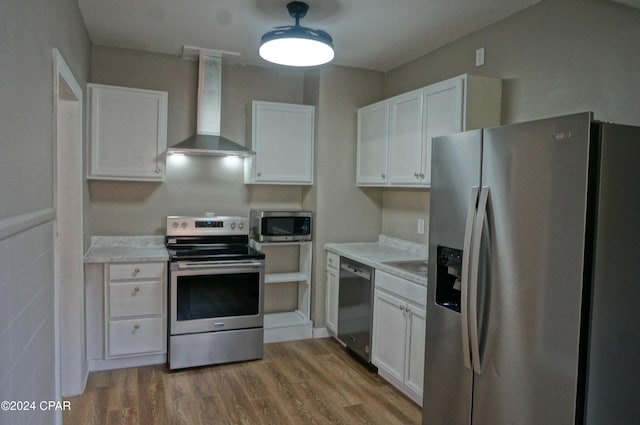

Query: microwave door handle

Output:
[461, 186, 479, 371]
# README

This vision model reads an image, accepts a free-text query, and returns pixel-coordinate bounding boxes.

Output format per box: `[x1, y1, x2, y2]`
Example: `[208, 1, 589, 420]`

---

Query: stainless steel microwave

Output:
[250, 210, 312, 242]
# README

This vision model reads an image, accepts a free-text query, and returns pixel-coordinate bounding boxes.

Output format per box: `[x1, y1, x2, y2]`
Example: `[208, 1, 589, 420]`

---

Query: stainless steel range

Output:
[166, 216, 265, 370]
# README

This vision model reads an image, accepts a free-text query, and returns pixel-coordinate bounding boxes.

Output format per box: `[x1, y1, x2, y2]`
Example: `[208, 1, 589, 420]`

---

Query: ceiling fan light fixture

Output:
[259, 1, 334, 67]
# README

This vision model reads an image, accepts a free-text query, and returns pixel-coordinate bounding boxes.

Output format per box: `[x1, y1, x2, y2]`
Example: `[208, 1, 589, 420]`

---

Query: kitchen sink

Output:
[382, 259, 428, 277]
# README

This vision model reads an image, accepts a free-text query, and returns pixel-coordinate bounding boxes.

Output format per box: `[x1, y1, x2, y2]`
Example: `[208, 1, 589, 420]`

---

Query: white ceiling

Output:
[77, 0, 540, 72]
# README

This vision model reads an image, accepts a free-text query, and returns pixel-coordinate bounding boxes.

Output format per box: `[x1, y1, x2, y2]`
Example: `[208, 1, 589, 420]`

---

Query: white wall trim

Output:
[312, 327, 330, 339]
[52, 48, 86, 405]
[0, 208, 55, 241]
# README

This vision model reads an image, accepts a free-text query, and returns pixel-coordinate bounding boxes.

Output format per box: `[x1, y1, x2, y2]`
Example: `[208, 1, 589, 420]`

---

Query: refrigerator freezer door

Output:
[585, 123, 640, 425]
[472, 113, 592, 425]
[423, 130, 482, 425]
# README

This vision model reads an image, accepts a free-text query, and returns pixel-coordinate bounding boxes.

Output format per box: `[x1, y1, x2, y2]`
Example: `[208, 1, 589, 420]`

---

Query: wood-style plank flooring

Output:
[63, 338, 422, 425]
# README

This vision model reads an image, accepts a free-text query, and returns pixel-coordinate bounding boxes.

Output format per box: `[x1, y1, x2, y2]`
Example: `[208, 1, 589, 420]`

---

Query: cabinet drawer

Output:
[326, 252, 339, 270]
[375, 270, 427, 308]
[108, 280, 163, 318]
[108, 317, 164, 357]
[109, 262, 165, 281]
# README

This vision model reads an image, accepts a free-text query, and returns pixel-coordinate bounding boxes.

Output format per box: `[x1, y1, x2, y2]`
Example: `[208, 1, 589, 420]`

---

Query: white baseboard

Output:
[312, 327, 330, 338]
[88, 354, 167, 372]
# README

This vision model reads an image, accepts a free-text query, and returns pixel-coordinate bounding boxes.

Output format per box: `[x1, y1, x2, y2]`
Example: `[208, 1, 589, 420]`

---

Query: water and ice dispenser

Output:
[435, 246, 463, 312]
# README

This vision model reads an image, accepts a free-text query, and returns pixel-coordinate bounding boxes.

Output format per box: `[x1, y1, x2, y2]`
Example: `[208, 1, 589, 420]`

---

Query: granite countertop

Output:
[84, 236, 169, 263]
[325, 235, 428, 286]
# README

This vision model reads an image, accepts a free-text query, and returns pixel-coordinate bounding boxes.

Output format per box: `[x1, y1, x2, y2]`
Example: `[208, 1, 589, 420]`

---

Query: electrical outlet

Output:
[475, 47, 485, 67]
[417, 218, 425, 235]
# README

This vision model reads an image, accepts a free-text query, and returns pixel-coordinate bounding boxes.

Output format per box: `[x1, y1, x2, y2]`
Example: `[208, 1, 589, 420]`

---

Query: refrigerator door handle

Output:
[461, 186, 480, 370]
[469, 186, 490, 375]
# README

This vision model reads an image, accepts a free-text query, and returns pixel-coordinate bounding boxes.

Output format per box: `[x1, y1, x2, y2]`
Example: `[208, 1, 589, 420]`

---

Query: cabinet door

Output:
[422, 78, 464, 186]
[356, 101, 389, 185]
[388, 90, 424, 185]
[372, 289, 407, 383]
[405, 303, 427, 396]
[88, 84, 167, 181]
[325, 266, 339, 335]
[251, 101, 315, 184]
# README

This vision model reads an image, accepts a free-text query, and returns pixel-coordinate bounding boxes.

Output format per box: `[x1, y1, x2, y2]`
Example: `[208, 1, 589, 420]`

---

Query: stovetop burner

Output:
[167, 244, 265, 261]
[166, 216, 264, 262]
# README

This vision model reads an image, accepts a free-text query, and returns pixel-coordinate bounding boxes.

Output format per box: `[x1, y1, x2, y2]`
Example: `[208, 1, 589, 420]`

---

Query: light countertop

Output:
[84, 236, 169, 263]
[325, 235, 428, 286]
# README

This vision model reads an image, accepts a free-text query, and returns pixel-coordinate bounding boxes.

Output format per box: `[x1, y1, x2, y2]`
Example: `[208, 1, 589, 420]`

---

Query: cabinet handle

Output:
[406, 306, 411, 314]
[381, 173, 386, 179]
[419, 173, 425, 179]
[132, 324, 140, 333]
[132, 286, 140, 296]
[414, 172, 420, 179]
[257, 172, 262, 177]
[134, 267, 140, 274]
[400, 305, 405, 311]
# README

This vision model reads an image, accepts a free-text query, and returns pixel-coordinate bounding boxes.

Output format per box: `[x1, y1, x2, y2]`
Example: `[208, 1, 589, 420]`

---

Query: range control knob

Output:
[230, 222, 237, 230]
[181, 222, 188, 228]
[238, 223, 245, 230]
[172, 222, 179, 229]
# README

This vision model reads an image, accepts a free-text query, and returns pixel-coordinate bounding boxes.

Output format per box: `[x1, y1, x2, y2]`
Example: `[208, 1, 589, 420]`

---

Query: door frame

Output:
[52, 49, 86, 401]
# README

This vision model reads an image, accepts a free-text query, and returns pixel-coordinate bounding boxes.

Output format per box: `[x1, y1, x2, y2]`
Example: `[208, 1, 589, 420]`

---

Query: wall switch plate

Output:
[475, 47, 485, 67]
[417, 218, 425, 235]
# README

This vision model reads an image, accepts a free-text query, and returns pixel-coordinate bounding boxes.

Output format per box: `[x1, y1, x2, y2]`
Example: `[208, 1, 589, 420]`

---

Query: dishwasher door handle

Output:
[340, 263, 371, 280]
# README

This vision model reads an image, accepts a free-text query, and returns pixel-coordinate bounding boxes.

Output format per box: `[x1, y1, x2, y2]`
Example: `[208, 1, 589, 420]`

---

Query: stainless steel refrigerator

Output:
[423, 112, 640, 425]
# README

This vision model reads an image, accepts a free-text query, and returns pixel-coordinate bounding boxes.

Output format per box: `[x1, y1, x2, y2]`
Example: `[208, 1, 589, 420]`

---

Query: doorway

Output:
[52, 49, 85, 399]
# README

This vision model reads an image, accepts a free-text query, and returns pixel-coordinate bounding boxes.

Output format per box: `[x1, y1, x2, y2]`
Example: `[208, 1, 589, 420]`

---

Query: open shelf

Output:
[252, 240, 313, 343]
[264, 311, 313, 343]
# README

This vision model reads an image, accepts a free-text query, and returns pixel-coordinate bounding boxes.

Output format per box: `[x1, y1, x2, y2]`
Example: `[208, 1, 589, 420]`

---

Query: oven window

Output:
[263, 217, 310, 236]
[176, 272, 259, 320]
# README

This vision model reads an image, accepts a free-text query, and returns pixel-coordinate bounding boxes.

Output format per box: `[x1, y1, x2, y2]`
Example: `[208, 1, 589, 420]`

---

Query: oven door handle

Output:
[175, 261, 264, 269]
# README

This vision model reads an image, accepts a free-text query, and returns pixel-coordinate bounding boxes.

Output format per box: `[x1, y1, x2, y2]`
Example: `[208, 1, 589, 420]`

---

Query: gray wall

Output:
[304, 65, 385, 326]
[386, 0, 640, 125]
[380, 0, 640, 245]
[89, 46, 307, 235]
[0, 0, 91, 422]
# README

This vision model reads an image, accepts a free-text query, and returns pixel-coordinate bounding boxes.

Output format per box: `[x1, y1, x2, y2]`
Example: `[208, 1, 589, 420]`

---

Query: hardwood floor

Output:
[64, 338, 422, 425]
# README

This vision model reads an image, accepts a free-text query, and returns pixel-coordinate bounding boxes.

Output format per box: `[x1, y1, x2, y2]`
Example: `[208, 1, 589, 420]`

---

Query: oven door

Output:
[169, 260, 264, 335]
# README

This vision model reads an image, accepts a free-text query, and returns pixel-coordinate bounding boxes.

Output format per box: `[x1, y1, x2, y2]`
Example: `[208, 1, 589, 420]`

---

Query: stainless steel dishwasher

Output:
[338, 257, 374, 364]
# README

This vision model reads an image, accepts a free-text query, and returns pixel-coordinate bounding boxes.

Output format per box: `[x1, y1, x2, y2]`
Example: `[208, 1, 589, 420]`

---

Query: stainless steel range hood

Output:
[167, 50, 254, 157]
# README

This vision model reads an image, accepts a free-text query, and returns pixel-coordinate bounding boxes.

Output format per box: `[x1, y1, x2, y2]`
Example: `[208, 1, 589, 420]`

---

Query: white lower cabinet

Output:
[372, 270, 427, 405]
[105, 262, 167, 359]
[325, 251, 340, 336]
[107, 317, 164, 357]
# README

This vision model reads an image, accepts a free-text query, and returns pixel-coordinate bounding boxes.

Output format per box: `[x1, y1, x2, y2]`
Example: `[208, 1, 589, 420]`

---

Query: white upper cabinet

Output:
[87, 84, 168, 181]
[420, 78, 465, 187]
[356, 100, 389, 185]
[245, 101, 315, 185]
[356, 74, 501, 188]
[388, 89, 425, 185]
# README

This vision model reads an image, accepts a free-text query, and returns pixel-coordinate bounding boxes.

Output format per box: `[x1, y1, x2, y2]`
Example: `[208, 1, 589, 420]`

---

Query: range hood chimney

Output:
[167, 48, 254, 157]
